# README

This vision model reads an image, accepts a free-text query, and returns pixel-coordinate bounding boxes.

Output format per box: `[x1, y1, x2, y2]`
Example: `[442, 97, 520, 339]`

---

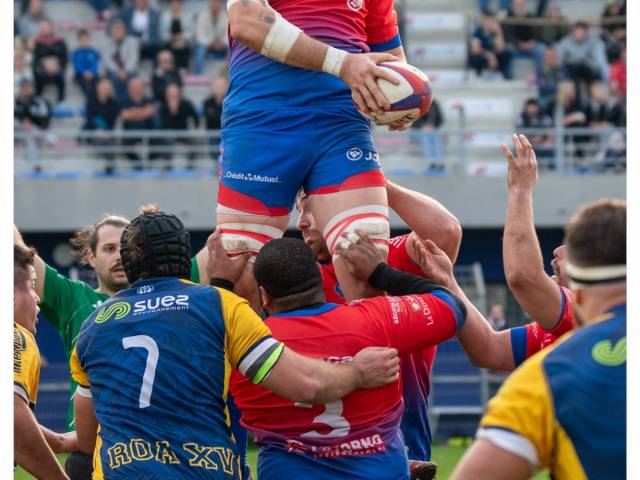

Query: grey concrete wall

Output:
[15, 174, 626, 231]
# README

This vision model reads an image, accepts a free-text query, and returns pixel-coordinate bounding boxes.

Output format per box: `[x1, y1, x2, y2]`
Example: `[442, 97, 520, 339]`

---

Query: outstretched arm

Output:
[502, 134, 563, 330]
[227, 0, 400, 114]
[386, 180, 462, 262]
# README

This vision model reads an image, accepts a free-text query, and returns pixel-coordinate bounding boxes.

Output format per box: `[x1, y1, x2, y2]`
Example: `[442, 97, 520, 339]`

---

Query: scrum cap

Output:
[120, 212, 192, 284]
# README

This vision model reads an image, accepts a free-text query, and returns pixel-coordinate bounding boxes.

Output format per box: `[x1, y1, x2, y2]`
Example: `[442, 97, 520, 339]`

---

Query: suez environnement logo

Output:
[95, 294, 190, 323]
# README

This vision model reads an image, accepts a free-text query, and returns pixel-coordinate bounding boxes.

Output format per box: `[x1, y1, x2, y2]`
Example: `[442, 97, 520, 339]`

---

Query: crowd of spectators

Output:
[470, 0, 626, 171]
[14, 0, 230, 174]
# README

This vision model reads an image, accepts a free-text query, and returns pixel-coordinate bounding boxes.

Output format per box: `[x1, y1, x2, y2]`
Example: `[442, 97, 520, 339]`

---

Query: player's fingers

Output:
[423, 239, 442, 255]
[352, 90, 368, 114]
[512, 133, 523, 159]
[365, 77, 390, 111]
[354, 229, 373, 245]
[371, 52, 400, 65]
[359, 85, 381, 113]
[519, 134, 533, 150]
[500, 144, 514, 164]
[373, 64, 401, 86]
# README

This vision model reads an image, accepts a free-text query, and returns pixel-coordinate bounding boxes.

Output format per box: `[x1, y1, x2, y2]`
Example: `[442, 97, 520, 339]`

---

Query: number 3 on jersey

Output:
[122, 335, 159, 408]
[295, 400, 350, 439]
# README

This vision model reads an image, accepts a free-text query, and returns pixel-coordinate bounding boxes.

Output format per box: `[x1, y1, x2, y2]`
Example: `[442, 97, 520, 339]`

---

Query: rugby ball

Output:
[361, 62, 433, 127]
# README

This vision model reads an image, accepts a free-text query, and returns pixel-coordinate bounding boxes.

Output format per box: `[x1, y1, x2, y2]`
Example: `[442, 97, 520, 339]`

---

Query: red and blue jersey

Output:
[321, 234, 437, 460]
[230, 293, 464, 479]
[510, 286, 576, 367]
[224, 0, 402, 122]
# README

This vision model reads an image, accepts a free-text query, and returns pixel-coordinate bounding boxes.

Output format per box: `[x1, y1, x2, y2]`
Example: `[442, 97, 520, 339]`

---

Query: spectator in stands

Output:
[18, 0, 50, 48]
[32, 20, 68, 103]
[88, 0, 111, 21]
[552, 80, 589, 159]
[118, 0, 162, 62]
[557, 21, 608, 98]
[410, 98, 445, 172]
[609, 45, 626, 97]
[194, 0, 229, 75]
[487, 304, 507, 331]
[538, 3, 570, 46]
[14, 47, 34, 93]
[14, 78, 52, 170]
[600, 24, 625, 64]
[479, 0, 510, 15]
[599, 131, 625, 173]
[159, 83, 199, 168]
[501, 0, 545, 77]
[73, 29, 101, 99]
[160, 0, 192, 72]
[103, 19, 140, 103]
[203, 76, 226, 160]
[120, 77, 157, 169]
[83, 77, 121, 174]
[601, 0, 626, 34]
[468, 10, 512, 79]
[536, 46, 562, 112]
[584, 81, 625, 128]
[152, 49, 182, 103]
[516, 98, 554, 164]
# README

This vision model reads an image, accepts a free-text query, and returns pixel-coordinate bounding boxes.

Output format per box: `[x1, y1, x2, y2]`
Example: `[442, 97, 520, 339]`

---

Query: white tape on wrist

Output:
[323, 47, 348, 77]
[261, 14, 302, 63]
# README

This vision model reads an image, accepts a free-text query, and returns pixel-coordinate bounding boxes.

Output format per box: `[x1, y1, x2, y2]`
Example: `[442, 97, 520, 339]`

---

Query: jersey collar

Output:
[271, 303, 340, 318]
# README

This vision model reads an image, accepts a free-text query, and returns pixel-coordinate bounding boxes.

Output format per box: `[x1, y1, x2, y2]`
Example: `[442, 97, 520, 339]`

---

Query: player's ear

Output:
[86, 248, 97, 268]
[258, 286, 271, 311]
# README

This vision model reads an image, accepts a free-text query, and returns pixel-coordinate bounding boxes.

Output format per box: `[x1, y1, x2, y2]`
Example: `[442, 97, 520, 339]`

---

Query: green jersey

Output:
[41, 257, 202, 430]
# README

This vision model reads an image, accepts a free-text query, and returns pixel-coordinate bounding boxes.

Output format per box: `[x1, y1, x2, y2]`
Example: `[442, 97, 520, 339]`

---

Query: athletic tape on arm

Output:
[322, 205, 390, 259]
[228, 0, 301, 63]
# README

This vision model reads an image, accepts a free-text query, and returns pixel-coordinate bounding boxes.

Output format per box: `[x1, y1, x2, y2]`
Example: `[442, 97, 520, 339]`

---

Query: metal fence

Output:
[14, 121, 626, 178]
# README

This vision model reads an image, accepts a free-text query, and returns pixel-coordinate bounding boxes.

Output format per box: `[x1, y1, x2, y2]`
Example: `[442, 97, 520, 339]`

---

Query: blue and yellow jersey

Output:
[14, 323, 41, 410]
[478, 304, 626, 480]
[70, 277, 283, 479]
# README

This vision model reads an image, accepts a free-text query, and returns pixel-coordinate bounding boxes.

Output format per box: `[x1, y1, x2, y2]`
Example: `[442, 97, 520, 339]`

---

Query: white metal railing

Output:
[14, 123, 626, 177]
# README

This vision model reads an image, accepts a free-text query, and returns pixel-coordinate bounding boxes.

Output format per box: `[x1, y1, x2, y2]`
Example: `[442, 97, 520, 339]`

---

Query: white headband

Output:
[566, 262, 626, 288]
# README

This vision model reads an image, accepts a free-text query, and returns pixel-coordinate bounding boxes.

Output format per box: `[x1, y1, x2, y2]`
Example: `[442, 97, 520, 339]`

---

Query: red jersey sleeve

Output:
[365, 0, 401, 51]
[360, 290, 463, 355]
[510, 286, 576, 367]
[387, 234, 425, 277]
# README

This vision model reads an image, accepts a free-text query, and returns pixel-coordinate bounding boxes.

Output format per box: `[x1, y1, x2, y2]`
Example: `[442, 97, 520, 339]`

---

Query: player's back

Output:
[480, 303, 626, 480]
[231, 292, 462, 480]
[74, 278, 244, 479]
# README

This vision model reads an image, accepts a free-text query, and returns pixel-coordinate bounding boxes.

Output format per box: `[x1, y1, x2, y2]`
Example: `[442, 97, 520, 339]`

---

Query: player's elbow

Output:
[292, 376, 324, 404]
[505, 268, 536, 294]
[442, 218, 463, 260]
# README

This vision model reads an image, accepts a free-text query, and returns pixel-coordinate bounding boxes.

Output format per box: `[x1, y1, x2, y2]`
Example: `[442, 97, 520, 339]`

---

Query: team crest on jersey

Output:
[347, 0, 363, 11]
[137, 284, 155, 295]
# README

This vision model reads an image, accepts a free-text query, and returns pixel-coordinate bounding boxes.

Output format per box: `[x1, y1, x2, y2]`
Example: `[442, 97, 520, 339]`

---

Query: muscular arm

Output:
[502, 136, 563, 330]
[14, 395, 68, 480]
[386, 180, 462, 262]
[227, 0, 399, 113]
[74, 393, 99, 455]
[14, 224, 47, 299]
[261, 346, 399, 405]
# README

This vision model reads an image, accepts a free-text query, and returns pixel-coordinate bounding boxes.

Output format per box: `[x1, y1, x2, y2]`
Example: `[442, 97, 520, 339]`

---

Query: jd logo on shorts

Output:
[96, 302, 132, 324]
[346, 148, 363, 161]
[591, 337, 626, 366]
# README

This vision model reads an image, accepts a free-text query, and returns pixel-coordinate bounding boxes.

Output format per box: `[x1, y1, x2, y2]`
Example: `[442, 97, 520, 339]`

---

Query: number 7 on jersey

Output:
[122, 335, 159, 408]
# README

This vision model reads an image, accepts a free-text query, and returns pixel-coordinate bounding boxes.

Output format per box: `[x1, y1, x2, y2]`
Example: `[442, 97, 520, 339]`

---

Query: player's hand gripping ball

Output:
[360, 62, 433, 129]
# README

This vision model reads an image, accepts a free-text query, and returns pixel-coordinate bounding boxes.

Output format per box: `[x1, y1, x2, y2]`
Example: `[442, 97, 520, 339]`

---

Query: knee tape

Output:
[219, 223, 284, 258]
[322, 205, 390, 259]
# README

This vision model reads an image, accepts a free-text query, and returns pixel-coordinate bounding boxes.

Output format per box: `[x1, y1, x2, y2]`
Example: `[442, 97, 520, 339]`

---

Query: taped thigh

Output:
[322, 205, 390, 260]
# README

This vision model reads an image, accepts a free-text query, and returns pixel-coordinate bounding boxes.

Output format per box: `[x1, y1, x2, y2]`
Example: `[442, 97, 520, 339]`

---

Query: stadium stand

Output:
[14, 0, 626, 177]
